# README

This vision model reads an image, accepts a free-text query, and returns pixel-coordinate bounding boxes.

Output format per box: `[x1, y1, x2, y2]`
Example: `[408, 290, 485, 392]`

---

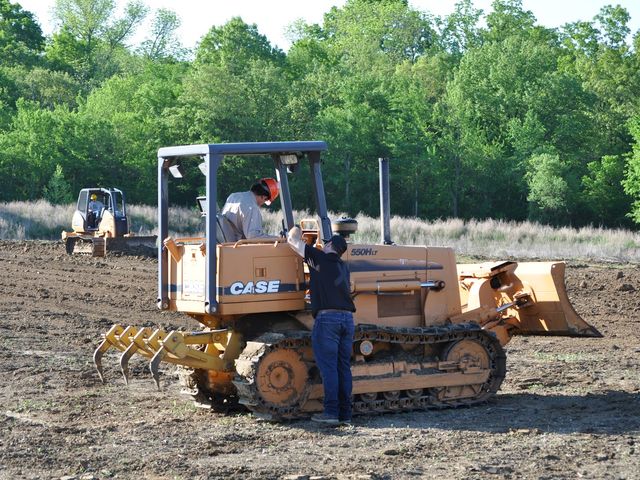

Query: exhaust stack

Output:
[379, 157, 393, 245]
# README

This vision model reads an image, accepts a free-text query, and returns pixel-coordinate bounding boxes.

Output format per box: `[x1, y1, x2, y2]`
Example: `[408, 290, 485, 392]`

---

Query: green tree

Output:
[561, 6, 639, 155]
[0, 99, 122, 201]
[484, 0, 536, 43]
[81, 61, 188, 201]
[47, 0, 147, 85]
[52, 0, 146, 48]
[582, 155, 631, 226]
[7, 66, 81, 109]
[526, 153, 578, 224]
[385, 55, 451, 217]
[444, 6, 599, 221]
[138, 8, 183, 60]
[321, 0, 437, 66]
[43, 164, 73, 204]
[286, 0, 442, 215]
[623, 117, 640, 223]
[437, 0, 483, 56]
[196, 17, 285, 71]
[0, 0, 45, 66]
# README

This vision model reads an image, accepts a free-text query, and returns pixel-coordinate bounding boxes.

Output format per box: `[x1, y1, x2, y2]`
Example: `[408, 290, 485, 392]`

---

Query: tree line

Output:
[1, 0, 640, 228]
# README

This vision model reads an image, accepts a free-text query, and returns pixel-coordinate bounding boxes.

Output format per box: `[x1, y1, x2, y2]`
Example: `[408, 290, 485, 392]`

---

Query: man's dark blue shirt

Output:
[304, 244, 356, 318]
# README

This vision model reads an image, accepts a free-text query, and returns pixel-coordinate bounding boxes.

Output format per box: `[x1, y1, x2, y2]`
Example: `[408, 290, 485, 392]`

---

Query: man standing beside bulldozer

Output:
[288, 227, 356, 425]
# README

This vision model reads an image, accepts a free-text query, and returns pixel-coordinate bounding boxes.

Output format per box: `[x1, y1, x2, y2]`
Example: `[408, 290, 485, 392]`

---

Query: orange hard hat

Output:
[260, 178, 279, 205]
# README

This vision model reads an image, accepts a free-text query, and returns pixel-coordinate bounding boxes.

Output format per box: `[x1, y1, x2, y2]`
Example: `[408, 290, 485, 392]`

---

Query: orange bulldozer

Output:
[94, 142, 600, 419]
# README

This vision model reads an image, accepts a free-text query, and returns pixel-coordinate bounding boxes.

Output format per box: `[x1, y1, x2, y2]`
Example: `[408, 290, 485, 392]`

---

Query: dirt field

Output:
[0, 240, 638, 480]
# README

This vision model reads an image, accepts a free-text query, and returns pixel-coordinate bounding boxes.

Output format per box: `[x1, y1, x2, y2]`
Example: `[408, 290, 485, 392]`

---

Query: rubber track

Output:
[66, 236, 105, 256]
[232, 322, 506, 420]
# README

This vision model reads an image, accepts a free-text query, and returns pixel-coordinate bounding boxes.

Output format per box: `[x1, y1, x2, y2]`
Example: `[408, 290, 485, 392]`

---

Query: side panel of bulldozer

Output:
[425, 247, 464, 325]
[166, 238, 306, 317]
[346, 244, 427, 328]
[345, 244, 461, 328]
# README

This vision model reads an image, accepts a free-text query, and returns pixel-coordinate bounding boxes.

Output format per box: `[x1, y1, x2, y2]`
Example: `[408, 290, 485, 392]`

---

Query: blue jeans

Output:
[312, 311, 355, 420]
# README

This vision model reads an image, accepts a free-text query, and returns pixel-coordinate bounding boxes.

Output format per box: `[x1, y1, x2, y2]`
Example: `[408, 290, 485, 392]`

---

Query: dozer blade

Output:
[69, 237, 94, 255]
[105, 236, 157, 256]
[459, 261, 601, 337]
[512, 262, 601, 337]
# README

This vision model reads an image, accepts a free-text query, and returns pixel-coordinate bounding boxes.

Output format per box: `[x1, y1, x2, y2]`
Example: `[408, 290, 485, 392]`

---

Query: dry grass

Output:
[358, 214, 640, 263]
[0, 201, 201, 240]
[0, 201, 74, 240]
[2, 201, 639, 263]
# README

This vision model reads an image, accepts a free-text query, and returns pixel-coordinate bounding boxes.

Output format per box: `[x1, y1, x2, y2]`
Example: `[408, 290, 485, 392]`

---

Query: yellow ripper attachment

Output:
[93, 324, 239, 389]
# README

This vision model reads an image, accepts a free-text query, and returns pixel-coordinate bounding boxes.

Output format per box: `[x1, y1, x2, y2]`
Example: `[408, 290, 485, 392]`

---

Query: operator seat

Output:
[215, 214, 227, 244]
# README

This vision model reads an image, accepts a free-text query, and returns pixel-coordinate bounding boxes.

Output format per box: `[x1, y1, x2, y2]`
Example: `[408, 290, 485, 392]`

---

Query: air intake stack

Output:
[379, 157, 393, 245]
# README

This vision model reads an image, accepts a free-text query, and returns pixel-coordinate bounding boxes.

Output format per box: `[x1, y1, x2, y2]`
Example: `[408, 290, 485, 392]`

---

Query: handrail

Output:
[231, 237, 286, 248]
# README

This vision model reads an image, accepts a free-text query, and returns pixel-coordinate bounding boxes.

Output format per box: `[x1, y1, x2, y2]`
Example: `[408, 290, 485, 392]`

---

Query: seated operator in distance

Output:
[220, 178, 280, 241]
[287, 226, 356, 426]
[88, 193, 104, 228]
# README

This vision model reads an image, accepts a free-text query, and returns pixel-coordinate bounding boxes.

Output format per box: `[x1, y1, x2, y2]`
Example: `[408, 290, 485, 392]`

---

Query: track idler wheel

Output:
[431, 338, 493, 403]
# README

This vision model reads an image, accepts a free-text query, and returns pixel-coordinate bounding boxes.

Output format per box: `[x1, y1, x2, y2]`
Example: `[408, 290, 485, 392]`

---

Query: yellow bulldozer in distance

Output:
[62, 187, 157, 256]
[94, 141, 601, 420]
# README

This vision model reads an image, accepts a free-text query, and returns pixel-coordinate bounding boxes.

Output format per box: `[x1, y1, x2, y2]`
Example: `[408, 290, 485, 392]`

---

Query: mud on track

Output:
[0, 240, 638, 480]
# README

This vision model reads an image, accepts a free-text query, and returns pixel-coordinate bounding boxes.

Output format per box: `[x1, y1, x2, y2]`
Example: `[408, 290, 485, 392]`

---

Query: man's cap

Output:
[328, 234, 347, 256]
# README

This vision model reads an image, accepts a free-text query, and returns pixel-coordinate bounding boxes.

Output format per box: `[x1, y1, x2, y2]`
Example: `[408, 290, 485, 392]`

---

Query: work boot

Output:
[311, 413, 339, 425]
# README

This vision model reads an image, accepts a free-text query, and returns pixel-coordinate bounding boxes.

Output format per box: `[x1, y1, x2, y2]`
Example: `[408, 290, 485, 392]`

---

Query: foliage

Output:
[138, 8, 183, 60]
[526, 153, 573, 224]
[1, 0, 640, 231]
[583, 154, 631, 226]
[47, 0, 148, 86]
[196, 17, 285, 70]
[623, 117, 640, 223]
[0, 0, 44, 66]
[43, 164, 73, 204]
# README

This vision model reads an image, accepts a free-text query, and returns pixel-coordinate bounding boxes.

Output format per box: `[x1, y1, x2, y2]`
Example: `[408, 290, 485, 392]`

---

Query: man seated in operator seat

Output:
[88, 193, 104, 229]
[220, 178, 280, 241]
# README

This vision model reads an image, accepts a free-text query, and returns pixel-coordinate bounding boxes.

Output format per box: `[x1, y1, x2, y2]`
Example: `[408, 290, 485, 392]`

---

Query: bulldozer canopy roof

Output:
[157, 141, 327, 161]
